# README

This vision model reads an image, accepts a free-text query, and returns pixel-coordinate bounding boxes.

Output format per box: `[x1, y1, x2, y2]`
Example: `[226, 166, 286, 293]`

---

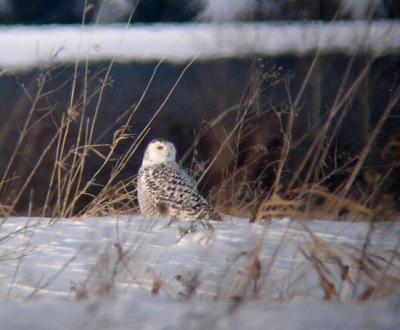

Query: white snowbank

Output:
[0, 216, 399, 329]
[0, 21, 399, 72]
[0, 295, 397, 330]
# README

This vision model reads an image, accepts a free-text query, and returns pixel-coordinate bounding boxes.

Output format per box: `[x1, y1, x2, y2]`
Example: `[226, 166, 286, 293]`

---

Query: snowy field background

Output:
[0, 216, 399, 329]
[0, 21, 399, 72]
[0, 15, 400, 329]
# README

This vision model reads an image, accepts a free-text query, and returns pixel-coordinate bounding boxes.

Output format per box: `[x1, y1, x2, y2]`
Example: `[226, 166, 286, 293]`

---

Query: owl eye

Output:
[157, 145, 164, 150]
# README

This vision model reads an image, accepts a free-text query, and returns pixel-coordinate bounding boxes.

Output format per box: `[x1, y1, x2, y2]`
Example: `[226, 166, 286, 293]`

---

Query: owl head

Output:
[142, 139, 177, 167]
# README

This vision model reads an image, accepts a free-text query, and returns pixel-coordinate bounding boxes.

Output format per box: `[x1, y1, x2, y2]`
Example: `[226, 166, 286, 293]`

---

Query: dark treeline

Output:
[0, 0, 399, 25]
[0, 55, 399, 215]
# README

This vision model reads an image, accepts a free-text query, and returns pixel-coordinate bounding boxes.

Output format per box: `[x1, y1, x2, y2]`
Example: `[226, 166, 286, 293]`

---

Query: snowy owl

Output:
[137, 139, 221, 224]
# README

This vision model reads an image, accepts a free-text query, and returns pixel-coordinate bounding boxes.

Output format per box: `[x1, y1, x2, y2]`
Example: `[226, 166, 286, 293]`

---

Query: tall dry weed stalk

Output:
[0, 3, 398, 222]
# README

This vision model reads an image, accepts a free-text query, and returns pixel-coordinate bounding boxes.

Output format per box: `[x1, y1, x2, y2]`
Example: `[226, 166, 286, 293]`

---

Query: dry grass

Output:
[205, 67, 400, 222]
[0, 3, 399, 316]
[0, 1, 398, 221]
[0, 55, 398, 221]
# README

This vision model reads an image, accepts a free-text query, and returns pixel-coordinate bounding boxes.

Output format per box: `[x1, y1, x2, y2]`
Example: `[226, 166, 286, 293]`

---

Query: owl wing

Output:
[153, 163, 218, 220]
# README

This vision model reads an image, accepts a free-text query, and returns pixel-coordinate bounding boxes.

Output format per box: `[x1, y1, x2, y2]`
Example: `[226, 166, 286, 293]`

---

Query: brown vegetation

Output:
[0, 51, 399, 221]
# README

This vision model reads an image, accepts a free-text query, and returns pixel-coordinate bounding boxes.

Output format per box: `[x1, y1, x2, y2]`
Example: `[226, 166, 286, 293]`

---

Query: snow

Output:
[199, 0, 257, 22]
[0, 215, 399, 329]
[0, 296, 398, 330]
[0, 21, 399, 73]
[339, 0, 386, 19]
[92, 0, 135, 23]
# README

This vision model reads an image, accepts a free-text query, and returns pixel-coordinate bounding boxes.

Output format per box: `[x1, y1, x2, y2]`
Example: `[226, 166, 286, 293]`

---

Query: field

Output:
[0, 216, 399, 329]
[0, 20, 400, 329]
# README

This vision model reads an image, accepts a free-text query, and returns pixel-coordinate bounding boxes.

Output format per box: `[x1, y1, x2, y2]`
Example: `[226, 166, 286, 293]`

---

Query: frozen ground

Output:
[0, 216, 399, 329]
[0, 21, 399, 72]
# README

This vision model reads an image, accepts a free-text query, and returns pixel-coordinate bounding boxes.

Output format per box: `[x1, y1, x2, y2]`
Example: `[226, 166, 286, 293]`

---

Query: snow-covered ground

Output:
[0, 216, 399, 329]
[0, 21, 399, 72]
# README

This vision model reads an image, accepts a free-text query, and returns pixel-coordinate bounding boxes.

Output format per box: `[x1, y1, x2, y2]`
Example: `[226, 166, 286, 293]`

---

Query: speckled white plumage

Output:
[137, 139, 221, 222]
